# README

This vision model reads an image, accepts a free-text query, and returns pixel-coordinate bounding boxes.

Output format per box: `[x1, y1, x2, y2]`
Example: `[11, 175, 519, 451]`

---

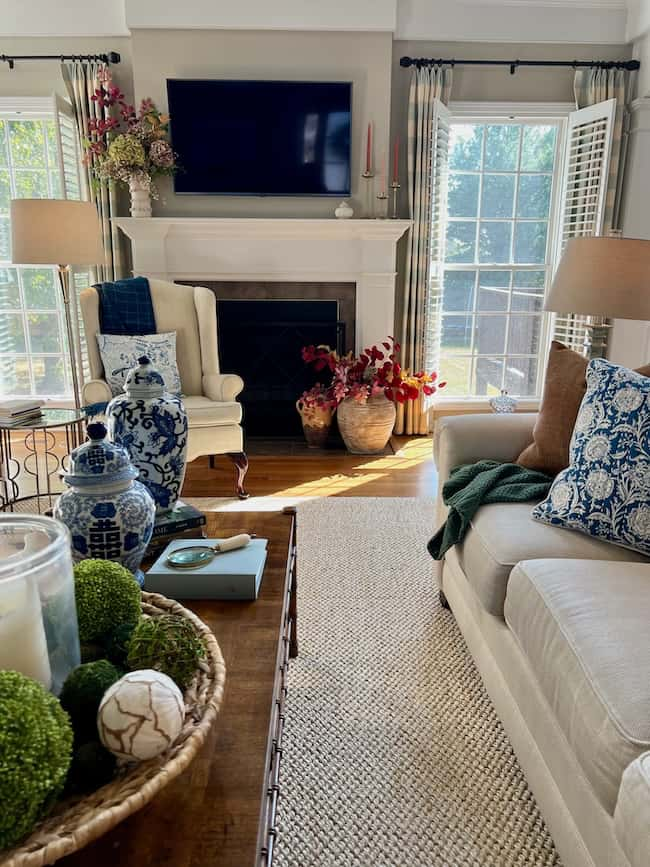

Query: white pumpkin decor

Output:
[97, 669, 185, 761]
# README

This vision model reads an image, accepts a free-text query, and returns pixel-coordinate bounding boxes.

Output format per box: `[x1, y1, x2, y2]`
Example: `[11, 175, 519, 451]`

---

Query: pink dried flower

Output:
[149, 139, 176, 168]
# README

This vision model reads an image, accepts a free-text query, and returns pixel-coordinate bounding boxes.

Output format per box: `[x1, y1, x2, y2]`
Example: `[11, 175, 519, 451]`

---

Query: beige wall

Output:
[129, 28, 393, 218]
[0, 37, 133, 101]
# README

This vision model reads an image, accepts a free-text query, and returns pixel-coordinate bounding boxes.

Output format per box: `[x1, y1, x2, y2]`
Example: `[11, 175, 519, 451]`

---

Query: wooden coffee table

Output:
[60, 509, 297, 867]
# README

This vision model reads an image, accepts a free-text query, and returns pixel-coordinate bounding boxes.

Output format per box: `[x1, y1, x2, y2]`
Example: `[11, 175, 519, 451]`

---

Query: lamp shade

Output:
[545, 236, 650, 320]
[10, 199, 104, 266]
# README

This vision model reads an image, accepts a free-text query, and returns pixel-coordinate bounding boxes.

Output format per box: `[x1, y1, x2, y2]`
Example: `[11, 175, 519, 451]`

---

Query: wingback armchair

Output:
[79, 278, 249, 498]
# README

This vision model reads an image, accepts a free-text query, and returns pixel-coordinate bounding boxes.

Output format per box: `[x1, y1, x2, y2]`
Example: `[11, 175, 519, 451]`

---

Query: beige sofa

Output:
[433, 413, 650, 867]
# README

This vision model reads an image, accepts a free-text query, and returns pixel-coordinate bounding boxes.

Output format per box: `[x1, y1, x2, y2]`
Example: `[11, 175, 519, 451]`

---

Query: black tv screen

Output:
[167, 79, 352, 196]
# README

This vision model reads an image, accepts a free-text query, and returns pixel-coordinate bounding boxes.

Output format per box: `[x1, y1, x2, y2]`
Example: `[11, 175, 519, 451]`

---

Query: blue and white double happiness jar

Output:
[106, 356, 188, 514]
[54, 422, 155, 579]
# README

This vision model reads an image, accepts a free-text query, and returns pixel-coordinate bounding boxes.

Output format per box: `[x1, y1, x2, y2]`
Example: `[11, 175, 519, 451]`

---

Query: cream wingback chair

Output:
[79, 278, 249, 498]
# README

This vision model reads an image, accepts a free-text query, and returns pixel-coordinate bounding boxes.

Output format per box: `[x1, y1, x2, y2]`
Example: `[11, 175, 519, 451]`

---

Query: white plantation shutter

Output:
[552, 98, 616, 352]
[423, 98, 451, 379]
[53, 96, 91, 385]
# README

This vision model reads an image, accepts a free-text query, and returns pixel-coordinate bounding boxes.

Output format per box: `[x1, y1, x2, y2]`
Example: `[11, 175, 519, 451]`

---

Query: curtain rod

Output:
[400, 56, 640, 75]
[0, 51, 121, 71]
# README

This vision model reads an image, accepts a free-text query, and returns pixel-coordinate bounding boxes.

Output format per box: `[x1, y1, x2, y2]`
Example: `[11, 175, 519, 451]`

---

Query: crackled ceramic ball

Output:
[97, 669, 185, 761]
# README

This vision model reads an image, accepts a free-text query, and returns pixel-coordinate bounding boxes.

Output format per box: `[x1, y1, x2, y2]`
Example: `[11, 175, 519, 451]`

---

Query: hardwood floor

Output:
[182, 436, 437, 500]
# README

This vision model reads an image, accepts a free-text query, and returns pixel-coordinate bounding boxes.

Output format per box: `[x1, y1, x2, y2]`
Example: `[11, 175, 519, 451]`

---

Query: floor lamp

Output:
[545, 236, 650, 359]
[10, 199, 104, 411]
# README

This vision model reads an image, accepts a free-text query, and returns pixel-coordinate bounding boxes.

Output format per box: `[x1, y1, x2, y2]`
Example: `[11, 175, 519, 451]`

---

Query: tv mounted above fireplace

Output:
[166, 79, 352, 197]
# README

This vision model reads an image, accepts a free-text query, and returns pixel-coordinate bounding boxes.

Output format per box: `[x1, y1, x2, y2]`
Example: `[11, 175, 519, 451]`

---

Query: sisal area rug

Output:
[274, 497, 561, 867]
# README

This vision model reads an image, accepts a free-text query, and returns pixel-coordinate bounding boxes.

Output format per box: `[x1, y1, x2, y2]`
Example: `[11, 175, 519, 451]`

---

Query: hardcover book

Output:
[145, 537, 268, 600]
[152, 500, 206, 538]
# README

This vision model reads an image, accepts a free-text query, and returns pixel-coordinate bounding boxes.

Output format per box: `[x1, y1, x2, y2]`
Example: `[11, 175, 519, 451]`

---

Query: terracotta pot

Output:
[336, 395, 396, 454]
[295, 400, 333, 449]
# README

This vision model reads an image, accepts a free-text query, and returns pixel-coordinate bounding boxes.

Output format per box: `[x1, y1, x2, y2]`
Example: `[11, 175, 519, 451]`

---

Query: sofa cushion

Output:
[517, 341, 650, 476]
[505, 559, 650, 814]
[184, 395, 242, 427]
[456, 502, 648, 618]
[534, 359, 650, 557]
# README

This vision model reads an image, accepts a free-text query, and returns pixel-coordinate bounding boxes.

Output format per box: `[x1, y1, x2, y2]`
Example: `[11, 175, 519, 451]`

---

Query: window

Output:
[0, 99, 84, 400]
[439, 119, 561, 399]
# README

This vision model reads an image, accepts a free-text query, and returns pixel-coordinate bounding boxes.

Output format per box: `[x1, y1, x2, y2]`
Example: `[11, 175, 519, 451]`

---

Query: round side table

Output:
[0, 409, 86, 514]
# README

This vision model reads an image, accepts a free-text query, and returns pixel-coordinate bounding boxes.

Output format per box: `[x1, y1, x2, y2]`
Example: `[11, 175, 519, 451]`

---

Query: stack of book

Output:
[147, 499, 207, 557]
[0, 399, 44, 426]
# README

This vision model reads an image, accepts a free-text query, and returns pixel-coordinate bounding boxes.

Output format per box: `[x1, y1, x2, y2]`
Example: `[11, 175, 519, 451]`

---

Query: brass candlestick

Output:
[390, 181, 401, 219]
[362, 170, 374, 218]
[375, 190, 388, 219]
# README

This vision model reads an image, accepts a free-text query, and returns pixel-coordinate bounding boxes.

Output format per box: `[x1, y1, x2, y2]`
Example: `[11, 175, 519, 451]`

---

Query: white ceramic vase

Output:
[335, 200, 354, 219]
[129, 175, 152, 218]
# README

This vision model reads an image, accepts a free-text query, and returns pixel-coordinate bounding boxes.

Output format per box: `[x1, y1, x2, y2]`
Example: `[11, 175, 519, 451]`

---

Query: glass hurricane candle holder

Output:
[0, 515, 80, 695]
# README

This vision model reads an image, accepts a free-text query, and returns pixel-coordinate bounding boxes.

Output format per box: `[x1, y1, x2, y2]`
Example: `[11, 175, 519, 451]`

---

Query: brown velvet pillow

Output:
[517, 341, 650, 476]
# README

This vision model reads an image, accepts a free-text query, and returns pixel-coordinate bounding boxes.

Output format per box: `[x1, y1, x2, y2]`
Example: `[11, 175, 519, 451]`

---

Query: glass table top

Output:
[0, 408, 86, 431]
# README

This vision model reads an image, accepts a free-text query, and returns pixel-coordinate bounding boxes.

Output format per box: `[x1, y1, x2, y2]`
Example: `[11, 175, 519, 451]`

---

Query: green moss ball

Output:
[60, 660, 120, 742]
[127, 614, 205, 691]
[74, 559, 141, 643]
[103, 621, 137, 669]
[0, 670, 73, 849]
[66, 741, 117, 794]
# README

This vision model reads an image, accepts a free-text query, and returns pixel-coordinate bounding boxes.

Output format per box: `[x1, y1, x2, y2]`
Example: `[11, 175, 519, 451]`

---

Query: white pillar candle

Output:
[0, 577, 51, 689]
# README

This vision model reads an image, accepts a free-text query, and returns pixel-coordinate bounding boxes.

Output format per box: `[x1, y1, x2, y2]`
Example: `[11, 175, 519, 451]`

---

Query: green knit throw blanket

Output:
[428, 460, 553, 561]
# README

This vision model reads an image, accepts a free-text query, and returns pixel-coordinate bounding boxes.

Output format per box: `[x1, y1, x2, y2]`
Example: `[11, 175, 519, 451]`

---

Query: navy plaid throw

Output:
[95, 276, 156, 335]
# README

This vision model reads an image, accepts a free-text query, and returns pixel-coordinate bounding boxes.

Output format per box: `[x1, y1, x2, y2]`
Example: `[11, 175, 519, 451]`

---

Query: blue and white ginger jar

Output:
[54, 422, 155, 576]
[106, 355, 188, 514]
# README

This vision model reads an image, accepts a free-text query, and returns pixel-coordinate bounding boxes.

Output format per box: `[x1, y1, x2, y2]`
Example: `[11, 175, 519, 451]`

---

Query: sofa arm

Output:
[81, 379, 112, 411]
[203, 373, 244, 403]
[434, 413, 537, 483]
[615, 752, 650, 867]
[433, 413, 537, 532]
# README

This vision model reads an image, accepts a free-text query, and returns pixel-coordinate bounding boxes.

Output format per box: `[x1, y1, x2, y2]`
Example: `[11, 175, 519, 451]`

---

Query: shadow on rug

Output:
[274, 497, 561, 867]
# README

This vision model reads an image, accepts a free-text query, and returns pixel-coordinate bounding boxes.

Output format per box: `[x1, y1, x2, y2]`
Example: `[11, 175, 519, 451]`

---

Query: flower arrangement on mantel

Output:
[81, 67, 177, 210]
[299, 337, 445, 453]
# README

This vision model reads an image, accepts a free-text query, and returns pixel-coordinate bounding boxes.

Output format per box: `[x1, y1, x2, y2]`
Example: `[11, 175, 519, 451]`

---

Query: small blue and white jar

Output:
[106, 355, 188, 514]
[54, 422, 155, 580]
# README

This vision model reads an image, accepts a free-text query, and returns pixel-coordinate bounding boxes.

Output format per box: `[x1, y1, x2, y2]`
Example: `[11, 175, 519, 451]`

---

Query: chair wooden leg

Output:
[227, 452, 250, 499]
[209, 455, 216, 470]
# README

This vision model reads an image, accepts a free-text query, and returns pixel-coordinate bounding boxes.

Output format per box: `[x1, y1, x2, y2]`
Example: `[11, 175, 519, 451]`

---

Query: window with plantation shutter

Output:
[423, 98, 451, 381]
[551, 98, 616, 352]
[0, 95, 87, 400]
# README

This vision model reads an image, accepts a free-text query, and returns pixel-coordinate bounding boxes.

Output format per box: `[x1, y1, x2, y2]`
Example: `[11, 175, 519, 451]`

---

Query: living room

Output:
[1, 1, 649, 865]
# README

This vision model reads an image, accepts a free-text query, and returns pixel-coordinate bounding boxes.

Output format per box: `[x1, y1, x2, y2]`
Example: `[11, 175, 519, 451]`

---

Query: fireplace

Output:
[180, 281, 355, 437]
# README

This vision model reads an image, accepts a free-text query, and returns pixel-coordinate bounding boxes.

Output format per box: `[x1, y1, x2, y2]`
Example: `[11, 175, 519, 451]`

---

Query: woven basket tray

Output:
[2, 592, 227, 867]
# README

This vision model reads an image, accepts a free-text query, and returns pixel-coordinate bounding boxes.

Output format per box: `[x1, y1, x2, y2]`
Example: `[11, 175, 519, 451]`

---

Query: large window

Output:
[439, 119, 561, 399]
[0, 102, 83, 400]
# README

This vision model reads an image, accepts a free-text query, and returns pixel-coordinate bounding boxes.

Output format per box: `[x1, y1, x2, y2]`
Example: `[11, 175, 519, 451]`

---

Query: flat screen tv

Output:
[167, 79, 352, 196]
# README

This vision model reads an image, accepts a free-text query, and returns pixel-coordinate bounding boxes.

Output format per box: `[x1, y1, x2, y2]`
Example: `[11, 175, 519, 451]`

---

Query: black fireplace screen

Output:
[217, 299, 345, 437]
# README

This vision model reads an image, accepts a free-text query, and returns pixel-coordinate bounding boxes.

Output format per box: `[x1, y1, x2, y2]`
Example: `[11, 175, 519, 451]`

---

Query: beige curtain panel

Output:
[61, 61, 126, 282]
[395, 66, 452, 436]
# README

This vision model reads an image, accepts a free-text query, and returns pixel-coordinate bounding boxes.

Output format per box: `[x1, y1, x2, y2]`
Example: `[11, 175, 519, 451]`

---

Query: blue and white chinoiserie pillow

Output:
[96, 332, 182, 396]
[532, 358, 650, 556]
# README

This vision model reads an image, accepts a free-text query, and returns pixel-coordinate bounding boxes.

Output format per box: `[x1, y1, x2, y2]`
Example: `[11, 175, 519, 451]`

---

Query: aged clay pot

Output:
[336, 395, 396, 454]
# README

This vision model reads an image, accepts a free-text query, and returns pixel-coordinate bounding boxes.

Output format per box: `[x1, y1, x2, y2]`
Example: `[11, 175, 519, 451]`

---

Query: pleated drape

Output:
[395, 66, 452, 435]
[61, 61, 126, 282]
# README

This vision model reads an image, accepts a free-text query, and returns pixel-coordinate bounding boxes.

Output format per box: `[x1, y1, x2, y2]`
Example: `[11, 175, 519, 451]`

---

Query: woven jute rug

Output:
[275, 497, 561, 867]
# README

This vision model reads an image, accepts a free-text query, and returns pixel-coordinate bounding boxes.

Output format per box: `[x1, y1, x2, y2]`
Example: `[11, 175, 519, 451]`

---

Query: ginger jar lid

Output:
[123, 355, 165, 398]
[62, 422, 138, 488]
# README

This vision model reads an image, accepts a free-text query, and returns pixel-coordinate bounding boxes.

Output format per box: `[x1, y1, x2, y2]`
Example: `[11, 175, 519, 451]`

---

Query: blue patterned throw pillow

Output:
[97, 332, 182, 396]
[532, 358, 650, 556]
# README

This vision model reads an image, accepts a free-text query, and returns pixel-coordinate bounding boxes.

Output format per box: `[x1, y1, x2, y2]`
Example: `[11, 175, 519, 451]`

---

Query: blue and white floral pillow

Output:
[532, 358, 650, 556]
[96, 332, 182, 396]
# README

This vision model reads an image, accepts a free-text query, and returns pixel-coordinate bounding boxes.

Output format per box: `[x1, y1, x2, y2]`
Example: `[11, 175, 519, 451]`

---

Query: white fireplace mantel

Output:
[113, 217, 411, 353]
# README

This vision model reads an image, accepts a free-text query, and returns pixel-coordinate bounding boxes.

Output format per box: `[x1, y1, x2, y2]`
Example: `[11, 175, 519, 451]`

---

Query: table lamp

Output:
[545, 236, 650, 358]
[10, 199, 105, 410]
